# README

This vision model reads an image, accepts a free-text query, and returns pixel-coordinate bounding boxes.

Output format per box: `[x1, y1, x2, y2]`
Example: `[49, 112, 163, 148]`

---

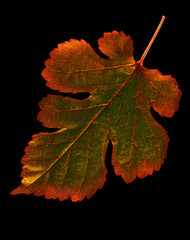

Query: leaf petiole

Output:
[139, 16, 166, 66]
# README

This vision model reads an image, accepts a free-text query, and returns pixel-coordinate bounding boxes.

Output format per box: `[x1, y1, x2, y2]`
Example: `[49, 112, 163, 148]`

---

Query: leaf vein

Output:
[79, 123, 94, 195]
[22, 66, 137, 189]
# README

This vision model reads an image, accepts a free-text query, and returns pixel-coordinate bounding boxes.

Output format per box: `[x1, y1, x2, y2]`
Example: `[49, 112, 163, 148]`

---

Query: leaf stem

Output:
[139, 16, 166, 66]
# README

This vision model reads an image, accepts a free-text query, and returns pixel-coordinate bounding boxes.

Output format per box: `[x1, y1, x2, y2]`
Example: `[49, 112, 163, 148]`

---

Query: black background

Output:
[5, 1, 187, 231]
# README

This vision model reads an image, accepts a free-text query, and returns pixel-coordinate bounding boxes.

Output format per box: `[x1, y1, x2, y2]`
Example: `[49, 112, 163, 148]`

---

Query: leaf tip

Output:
[10, 185, 23, 195]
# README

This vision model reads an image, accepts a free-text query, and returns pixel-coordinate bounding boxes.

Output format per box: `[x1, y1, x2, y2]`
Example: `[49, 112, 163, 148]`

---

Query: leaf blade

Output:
[12, 30, 181, 201]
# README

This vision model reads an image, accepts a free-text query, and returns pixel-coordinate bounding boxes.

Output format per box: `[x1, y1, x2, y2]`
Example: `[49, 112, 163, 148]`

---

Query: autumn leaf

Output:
[11, 17, 181, 201]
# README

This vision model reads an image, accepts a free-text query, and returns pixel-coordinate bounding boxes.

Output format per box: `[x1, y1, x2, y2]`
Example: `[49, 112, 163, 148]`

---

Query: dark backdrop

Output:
[5, 2, 187, 231]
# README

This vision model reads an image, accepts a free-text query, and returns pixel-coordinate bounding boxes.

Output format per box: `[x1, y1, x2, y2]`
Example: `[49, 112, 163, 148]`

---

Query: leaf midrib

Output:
[24, 64, 138, 189]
